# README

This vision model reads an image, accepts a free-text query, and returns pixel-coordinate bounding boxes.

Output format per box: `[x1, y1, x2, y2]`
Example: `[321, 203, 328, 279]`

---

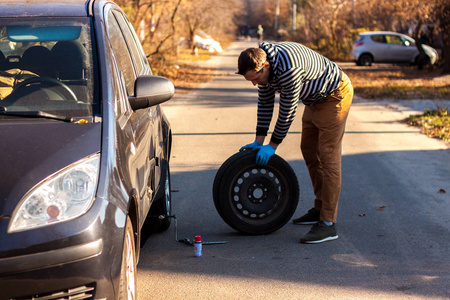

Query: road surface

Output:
[137, 41, 450, 300]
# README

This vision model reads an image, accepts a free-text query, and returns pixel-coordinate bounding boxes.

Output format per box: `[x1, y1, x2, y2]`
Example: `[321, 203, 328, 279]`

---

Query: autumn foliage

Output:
[115, 0, 450, 73]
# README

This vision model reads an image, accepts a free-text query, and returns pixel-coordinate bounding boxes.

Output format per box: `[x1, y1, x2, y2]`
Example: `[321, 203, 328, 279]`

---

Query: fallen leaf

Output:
[438, 189, 446, 194]
[377, 206, 386, 211]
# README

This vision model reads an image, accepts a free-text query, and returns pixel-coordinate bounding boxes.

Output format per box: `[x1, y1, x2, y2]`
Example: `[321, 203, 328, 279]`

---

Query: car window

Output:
[106, 10, 136, 96]
[113, 61, 132, 124]
[0, 18, 97, 117]
[402, 36, 414, 47]
[112, 11, 148, 76]
[386, 35, 403, 45]
[370, 35, 386, 43]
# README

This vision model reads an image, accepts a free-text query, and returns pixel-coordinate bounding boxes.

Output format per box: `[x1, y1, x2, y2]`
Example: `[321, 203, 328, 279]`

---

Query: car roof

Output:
[360, 31, 406, 36]
[0, 0, 92, 18]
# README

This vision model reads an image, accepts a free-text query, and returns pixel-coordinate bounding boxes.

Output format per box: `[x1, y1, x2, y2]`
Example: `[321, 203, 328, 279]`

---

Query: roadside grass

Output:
[151, 48, 217, 93]
[344, 66, 450, 99]
[405, 108, 450, 142]
[353, 85, 450, 100]
[345, 65, 450, 142]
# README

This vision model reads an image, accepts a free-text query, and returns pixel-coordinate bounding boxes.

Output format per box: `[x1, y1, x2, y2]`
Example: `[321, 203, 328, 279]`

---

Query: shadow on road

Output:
[139, 149, 449, 299]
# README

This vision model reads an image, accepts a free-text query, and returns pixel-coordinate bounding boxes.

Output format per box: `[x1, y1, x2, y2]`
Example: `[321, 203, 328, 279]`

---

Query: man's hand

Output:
[255, 144, 276, 166]
[239, 141, 262, 152]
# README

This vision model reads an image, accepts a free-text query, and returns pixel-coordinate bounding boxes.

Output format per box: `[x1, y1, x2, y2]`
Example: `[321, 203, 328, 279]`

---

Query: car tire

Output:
[213, 150, 243, 222]
[358, 54, 373, 66]
[147, 160, 172, 233]
[213, 150, 299, 235]
[118, 216, 137, 300]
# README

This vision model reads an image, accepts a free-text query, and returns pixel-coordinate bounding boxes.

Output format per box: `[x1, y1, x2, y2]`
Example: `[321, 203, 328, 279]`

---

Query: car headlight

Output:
[8, 154, 100, 233]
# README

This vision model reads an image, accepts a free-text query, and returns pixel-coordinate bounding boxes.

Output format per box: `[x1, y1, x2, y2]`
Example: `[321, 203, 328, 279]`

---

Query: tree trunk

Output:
[442, 36, 450, 74]
[436, 0, 450, 74]
[413, 20, 430, 70]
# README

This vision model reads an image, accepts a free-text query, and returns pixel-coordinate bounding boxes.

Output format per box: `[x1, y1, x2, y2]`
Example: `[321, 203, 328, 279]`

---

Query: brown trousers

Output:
[300, 72, 353, 223]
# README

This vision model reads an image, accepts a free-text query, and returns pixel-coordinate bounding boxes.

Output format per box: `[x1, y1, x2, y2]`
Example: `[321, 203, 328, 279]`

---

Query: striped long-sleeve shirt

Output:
[257, 42, 342, 144]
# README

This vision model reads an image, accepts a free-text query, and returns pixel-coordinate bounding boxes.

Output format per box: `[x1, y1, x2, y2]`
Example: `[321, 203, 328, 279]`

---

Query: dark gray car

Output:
[0, 0, 174, 299]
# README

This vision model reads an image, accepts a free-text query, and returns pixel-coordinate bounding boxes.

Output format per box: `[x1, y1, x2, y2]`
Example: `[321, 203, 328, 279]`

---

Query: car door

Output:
[368, 34, 388, 62]
[385, 34, 417, 63]
[105, 7, 155, 221]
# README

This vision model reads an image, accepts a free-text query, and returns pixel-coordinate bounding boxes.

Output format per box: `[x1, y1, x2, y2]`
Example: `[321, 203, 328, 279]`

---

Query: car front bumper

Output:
[0, 198, 127, 300]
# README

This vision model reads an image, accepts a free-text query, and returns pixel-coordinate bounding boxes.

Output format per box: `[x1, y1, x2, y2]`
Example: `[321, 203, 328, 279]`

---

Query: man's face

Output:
[243, 63, 270, 86]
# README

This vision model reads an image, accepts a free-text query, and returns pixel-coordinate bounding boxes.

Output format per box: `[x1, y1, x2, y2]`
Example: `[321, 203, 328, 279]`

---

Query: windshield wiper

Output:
[0, 107, 73, 122]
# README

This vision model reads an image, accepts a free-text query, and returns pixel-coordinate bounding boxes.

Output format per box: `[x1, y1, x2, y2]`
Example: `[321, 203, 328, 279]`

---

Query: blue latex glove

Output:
[255, 144, 276, 166]
[239, 141, 262, 152]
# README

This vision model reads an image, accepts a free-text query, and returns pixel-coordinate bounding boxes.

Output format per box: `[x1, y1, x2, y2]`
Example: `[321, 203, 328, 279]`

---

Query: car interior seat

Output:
[0, 50, 6, 71]
[50, 40, 88, 80]
[20, 46, 51, 76]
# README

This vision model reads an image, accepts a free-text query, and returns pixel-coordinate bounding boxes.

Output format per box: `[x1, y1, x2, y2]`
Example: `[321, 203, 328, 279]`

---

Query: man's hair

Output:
[237, 48, 267, 75]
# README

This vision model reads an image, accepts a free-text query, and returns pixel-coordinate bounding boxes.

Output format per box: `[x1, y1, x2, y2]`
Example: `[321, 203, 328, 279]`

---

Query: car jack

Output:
[166, 214, 228, 246]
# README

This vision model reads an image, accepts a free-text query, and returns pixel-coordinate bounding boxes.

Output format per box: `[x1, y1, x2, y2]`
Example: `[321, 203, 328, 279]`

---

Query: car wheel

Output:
[147, 160, 172, 233]
[358, 54, 373, 66]
[118, 217, 137, 300]
[213, 151, 299, 235]
[213, 150, 243, 222]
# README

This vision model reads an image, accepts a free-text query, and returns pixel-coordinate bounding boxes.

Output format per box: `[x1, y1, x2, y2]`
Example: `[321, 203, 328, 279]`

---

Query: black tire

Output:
[118, 217, 137, 300]
[213, 150, 299, 235]
[213, 151, 244, 221]
[358, 54, 373, 66]
[147, 160, 172, 233]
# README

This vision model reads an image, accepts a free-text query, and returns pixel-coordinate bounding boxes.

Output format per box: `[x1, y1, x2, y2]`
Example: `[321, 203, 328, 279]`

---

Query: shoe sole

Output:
[293, 220, 318, 225]
[300, 235, 338, 244]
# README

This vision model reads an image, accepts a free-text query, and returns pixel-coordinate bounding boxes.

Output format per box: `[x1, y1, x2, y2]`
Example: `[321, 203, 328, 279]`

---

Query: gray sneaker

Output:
[292, 208, 320, 225]
[300, 221, 338, 244]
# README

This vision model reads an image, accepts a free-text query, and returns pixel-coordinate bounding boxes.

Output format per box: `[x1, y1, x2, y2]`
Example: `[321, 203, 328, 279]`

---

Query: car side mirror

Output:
[129, 75, 175, 110]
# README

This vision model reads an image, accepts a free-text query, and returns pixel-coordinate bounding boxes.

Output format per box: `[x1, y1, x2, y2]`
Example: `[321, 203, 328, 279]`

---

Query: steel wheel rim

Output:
[228, 166, 289, 225]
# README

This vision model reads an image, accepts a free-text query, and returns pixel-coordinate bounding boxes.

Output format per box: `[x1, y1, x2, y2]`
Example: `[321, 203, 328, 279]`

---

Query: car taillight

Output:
[355, 42, 364, 47]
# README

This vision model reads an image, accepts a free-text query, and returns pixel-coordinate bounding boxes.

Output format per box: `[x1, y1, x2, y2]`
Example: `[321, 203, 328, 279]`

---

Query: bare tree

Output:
[179, 0, 241, 49]
[115, 0, 184, 57]
[435, 0, 450, 73]
[116, 0, 450, 73]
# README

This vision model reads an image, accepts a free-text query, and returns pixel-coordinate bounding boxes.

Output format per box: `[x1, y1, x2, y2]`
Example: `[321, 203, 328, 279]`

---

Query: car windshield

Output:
[0, 18, 97, 119]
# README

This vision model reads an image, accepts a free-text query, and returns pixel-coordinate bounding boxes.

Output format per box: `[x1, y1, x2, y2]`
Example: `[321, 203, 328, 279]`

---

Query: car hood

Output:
[0, 121, 101, 215]
[422, 44, 438, 62]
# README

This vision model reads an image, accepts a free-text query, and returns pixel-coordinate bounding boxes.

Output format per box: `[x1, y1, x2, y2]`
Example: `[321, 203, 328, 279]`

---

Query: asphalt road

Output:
[137, 40, 450, 300]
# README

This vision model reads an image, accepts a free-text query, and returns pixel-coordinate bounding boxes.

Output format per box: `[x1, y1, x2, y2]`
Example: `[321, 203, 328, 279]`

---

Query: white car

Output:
[351, 31, 438, 66]
[193, 34, 223, 53]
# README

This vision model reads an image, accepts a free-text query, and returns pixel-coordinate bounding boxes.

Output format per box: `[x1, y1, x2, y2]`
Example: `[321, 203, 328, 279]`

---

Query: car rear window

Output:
[370, 35, 386, 43]
[355, 35, 364, 43]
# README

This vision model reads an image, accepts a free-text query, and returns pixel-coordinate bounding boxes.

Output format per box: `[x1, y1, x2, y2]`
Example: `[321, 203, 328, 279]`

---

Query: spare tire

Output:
[213, 150, 299, 235]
